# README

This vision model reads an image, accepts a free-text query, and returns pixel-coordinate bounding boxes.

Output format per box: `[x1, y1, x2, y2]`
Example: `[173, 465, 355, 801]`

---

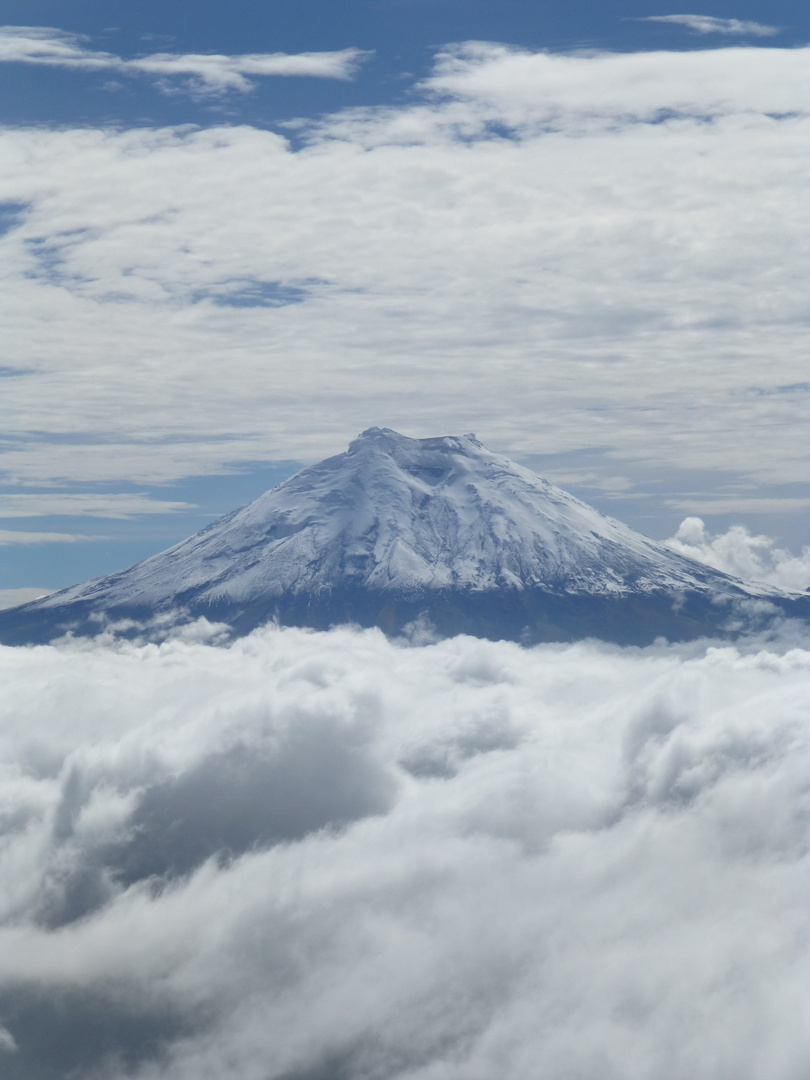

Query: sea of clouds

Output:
[1, 623, 809, 1079]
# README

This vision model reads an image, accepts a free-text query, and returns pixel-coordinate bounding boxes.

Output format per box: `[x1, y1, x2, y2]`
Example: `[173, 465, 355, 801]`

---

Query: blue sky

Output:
[3, 1, 807, 131]
[1, 0, 810, 601]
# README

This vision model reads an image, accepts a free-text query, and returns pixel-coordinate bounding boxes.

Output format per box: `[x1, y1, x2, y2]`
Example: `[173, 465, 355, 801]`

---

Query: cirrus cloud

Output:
[0, 493, 194, 519]
[0, 26, 370, 95]
[641, 14, 780, 37]
[0, 41, 809, 520]
[0, 529, 100, 545]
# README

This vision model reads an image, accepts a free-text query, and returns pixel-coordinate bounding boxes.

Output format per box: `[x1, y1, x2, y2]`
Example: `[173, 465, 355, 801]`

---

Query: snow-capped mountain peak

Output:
[5, 428, 805, 647]
[43, 427, 725, 610]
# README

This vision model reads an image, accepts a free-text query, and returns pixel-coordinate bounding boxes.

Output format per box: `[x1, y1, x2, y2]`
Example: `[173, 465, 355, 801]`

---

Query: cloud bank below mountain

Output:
[0, 624, 808, 1079]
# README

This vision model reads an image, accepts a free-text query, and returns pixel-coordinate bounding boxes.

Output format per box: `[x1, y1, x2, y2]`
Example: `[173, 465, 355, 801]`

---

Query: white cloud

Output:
[642, 15, 780, 37]
[666, 517, 810, 593]
[667, 497, 810, 515]
[0, 529, 98, 545]
[411, 40, 810, 133]
[0, 588, 52, 610]
[0, 625, 808, 1077]
[0, 42, 809, 514]
[0, 493, 193, 518]
[0, 26, 368, 94]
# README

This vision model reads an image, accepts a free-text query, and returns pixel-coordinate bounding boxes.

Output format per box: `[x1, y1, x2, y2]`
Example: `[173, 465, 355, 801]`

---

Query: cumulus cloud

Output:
[0, 625, 809, 1078]
[0, 26, 368, 95]
[667, 517, 810, 593]
[0, 42, 809, 506]
[642, 15, 780, 36]
[311, 40, 810, 143]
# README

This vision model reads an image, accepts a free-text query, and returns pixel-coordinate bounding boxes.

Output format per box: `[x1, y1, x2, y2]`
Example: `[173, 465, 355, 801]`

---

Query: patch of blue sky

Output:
[0, 532, 152, 591]
[194, 279, 321, 308]
[155, 461, 302, 516]
[777, 382, 810, 393]
[0, 201, 28, 236]
[0, 460, 301, 590]
[23, 231, 98, 288]
[746, 382, 810, 396]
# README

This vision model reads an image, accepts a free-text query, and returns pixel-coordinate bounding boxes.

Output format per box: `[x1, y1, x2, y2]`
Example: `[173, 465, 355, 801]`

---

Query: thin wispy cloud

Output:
[0, 26, 369, 94]
[641, 14, 780, 36]
[0, 494, 193, 519]
[0, 529, 99, 545]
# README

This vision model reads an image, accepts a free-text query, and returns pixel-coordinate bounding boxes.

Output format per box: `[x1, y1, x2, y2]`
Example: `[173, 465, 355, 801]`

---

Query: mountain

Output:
[0, 428, 806, 646]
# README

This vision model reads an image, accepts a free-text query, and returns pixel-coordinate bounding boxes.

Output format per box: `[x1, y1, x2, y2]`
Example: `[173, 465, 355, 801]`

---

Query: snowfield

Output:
[42, 428, 738, 606]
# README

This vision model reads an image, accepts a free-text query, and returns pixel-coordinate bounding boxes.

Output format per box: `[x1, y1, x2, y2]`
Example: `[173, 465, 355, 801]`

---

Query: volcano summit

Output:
[1, 428, 805, 646]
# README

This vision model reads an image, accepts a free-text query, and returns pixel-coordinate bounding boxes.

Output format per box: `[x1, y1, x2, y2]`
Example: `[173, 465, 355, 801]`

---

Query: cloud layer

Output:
[1, 41, 809, 523]
[0, 26, 368, 94]
[0, 624, 808, 1078]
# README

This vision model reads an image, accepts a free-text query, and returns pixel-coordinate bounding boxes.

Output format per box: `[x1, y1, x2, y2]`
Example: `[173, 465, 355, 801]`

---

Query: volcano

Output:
[1, 428, 805, 646]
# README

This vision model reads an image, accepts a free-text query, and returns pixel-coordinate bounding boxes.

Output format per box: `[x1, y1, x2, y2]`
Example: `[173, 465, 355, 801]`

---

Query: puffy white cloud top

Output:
[0, 623, 808, 1078]
[668, 517, 810, 593]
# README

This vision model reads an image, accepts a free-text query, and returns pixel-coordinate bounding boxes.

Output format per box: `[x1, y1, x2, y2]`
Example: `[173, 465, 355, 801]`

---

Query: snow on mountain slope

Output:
[38, 427, 736, 613]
